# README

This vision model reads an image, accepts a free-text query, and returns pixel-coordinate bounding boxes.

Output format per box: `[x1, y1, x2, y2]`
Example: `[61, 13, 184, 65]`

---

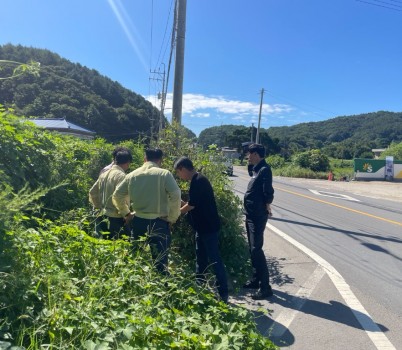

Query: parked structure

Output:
[372, 148, 387, 159]
[29, 118, 95, 140]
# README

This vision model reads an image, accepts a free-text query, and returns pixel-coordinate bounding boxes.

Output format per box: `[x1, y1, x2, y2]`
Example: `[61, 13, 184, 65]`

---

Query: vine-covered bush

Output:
[292, 149, 330, 172]
[380, 141, 402, 160]
[1, 218, 276, 349]
[156, 125, 251, 287]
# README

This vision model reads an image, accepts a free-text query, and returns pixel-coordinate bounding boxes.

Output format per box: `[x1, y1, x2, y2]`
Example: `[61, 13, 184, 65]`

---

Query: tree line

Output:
[198, 111, 402, 160]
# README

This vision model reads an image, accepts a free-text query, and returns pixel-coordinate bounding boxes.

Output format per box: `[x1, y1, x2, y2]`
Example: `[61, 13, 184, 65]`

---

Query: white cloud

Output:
[190, 112, 210, 118]
[145, 92, 293, 117]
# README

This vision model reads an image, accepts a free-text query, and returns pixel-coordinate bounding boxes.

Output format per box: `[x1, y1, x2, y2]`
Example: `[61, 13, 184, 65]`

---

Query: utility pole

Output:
[158, 65, 166, 139]
[256, 88, 264, 144]
[172, 0, 187, 125]
[251, 123, 254, 142]
[149, 64, 166, 141]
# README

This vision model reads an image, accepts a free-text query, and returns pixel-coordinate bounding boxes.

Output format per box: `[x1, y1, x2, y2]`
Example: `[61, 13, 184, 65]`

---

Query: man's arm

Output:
[165, 172, 181, 223]
[112, 178, 131, 217]
[180, 202, 194, 214]
[262, 167, 274, 204]
[266, 203, 273, 217]
[89, 180, 101, 209]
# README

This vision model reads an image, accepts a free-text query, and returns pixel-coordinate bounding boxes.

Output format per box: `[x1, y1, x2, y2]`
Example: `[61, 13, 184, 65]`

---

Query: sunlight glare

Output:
[107, 0, 148, 71]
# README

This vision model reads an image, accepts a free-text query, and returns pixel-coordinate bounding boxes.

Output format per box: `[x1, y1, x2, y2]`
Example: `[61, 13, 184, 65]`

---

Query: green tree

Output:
[293, 149, 330, 172]
[380, 141, 402, 160]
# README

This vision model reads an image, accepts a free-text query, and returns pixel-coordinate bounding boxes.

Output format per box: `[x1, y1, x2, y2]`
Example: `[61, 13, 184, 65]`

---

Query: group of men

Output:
[89, 143, 274, 302]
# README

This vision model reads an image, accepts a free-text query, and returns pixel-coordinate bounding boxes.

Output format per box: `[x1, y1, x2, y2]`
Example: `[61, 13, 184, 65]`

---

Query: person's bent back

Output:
[113, 148, 181, 223]
[112, 148, 181, 274]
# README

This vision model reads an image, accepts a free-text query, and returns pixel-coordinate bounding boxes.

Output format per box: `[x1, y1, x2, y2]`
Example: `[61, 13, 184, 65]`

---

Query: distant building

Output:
[221, 147, 240, 160]
[29, 118, 96, 140]
[372, 148, 386, 159]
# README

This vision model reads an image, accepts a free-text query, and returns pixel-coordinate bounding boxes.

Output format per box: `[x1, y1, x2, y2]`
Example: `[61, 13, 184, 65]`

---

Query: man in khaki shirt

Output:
[113, 148, 181, 274]
[89, 149, 132, 239]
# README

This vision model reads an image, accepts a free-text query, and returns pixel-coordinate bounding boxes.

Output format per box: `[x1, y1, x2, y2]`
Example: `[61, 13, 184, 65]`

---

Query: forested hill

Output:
[198, 111, 402, 159]
[268, 111, 402, 158]
[0, 44, 161, 142]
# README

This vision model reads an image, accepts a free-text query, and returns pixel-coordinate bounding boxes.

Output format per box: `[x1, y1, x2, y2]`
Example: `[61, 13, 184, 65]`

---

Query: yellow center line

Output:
[276, 186, 402, 227]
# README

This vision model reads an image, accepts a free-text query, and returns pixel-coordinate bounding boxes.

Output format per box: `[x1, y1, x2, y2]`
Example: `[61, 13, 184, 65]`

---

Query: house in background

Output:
[221, 147, 240, 160]
[29, 118, 96, 140]
[372, 148, 386, 159]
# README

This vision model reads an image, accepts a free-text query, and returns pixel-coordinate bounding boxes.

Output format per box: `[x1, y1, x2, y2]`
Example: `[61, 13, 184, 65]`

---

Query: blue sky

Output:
[1, 0, 402, 136]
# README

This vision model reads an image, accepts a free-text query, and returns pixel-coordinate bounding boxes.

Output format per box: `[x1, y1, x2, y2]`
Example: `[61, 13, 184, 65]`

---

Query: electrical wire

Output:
[161, 0, 178, 122]
[154, 0, 175, 70]
[264, 90, 337, 119]
[383, 0, 402, 3]
[148, 0, 154, 98]
[369, 0, 402, 8]
[356, 0, 402, 11]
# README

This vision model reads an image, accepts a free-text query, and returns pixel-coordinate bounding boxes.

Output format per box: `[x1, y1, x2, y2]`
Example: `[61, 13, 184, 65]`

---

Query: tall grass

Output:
[1, 216, 277, 349]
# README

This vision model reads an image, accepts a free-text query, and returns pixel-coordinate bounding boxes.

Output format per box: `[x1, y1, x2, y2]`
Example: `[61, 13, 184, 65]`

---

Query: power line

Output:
[264, 90, 337, 119]
[148, 0, 154, 98]
[154, 0, 175, 70]
[369, 0, 402, 8]
[356, 0, 402, 12]
[162, 0, 178, 122]
[149, 0, 154, 71]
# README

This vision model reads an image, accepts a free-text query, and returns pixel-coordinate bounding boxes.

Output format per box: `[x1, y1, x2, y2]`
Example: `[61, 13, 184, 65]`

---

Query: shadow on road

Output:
[230, 255, 389, 348]
[271, 213, 402, 244]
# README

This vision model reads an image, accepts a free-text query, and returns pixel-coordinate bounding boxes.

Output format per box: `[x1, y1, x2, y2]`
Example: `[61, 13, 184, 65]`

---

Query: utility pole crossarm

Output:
[149, 65, 166, 141]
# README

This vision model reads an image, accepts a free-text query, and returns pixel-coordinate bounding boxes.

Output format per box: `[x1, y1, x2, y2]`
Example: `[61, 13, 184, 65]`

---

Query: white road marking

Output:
[309, 189, 360, 201]
[267, 223, 396, 350]
[267, 265, 325, 338]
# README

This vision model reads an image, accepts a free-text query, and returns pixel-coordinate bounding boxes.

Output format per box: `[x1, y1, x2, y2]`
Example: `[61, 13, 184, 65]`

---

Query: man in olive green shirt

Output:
[89, 149, 132, 239]
[113, 148, 181, 274]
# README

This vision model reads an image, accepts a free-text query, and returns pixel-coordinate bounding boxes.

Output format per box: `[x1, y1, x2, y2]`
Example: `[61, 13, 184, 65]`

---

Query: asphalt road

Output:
[230, 166, 402, 350]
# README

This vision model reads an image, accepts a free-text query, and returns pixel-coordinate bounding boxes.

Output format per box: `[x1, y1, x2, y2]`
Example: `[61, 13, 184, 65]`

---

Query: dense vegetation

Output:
[0, 109, 276, 349]
[380, 141, 402, 160]
[0, 44, 195, 143]
[198, 125, 280, 156]
[198, 111, 402, 160]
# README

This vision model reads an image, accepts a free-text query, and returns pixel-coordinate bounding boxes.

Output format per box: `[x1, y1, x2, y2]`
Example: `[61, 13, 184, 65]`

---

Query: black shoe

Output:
[251, 288, 274, 300]
[243, 280, 259, 289]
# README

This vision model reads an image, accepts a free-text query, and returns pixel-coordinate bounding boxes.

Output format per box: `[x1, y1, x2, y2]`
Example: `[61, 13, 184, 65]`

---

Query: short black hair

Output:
[174, 156, 194, 171]
[115, 150, 133, 165]
[145, 148, 163, 162]
[248, 143, 265, 158]
[112, 146, 130, 159]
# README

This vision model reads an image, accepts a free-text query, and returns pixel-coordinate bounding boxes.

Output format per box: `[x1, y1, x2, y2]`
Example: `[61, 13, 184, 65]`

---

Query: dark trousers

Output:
[245, 214, 270, 291]
[95, 215, 131, 240]
[131, 217, 171, 274]
[196, 231, 228, 300]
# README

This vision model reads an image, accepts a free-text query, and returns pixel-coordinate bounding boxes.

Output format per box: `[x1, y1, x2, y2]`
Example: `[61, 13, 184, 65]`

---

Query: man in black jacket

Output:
[243, 143, 275, 300]
[174, 156, 229, 303]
